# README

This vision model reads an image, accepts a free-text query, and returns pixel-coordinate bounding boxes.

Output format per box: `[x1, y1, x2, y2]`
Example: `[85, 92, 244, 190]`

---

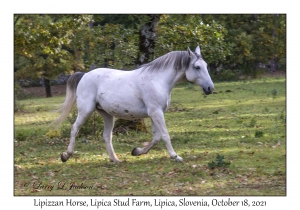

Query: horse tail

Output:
[53, 72, 85, 127]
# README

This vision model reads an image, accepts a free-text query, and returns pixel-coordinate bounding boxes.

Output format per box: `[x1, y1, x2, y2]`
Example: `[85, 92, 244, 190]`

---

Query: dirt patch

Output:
[239, 71, 286, 80]
[22, 85, 66, 97]
[261, 71, 286, 78]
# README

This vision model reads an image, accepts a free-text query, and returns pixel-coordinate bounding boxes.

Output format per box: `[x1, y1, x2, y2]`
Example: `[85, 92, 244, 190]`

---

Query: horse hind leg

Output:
[96, 109, 121, 164]
[61, 103, 95, 162]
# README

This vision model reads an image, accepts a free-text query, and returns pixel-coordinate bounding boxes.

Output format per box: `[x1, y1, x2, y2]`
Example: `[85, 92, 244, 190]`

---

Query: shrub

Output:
[271, 89, 277, 99]
[212, 69, 240, 82]
[46, 129, 61, 138]
[14, 82, 34, 100]
[248, 117, 257, 127]
[255, 130, 264, 138]
[113, 119, 148, 135]
[208, 154, 231, 169]
[15, 130, 27, 141]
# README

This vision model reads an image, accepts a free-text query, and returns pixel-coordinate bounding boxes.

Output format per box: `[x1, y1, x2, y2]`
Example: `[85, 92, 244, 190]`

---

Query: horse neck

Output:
[138, 66, 186, 92]
[166, 67, 186, 88]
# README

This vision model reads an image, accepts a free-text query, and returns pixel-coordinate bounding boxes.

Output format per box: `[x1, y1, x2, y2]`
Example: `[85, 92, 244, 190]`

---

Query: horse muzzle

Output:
[203, 86, 214, 95]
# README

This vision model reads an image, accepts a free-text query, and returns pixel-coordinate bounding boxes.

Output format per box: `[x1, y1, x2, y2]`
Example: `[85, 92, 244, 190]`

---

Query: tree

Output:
[85, 23, 139, 70]
[201, 14, 286, 74]
[137, 14, 161, 65]
[14, 14, 92, 97]
[155, 15, 233, 74]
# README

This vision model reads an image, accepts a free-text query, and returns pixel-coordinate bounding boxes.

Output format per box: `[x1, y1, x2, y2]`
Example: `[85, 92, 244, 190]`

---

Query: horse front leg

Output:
[131, 110, 183, 162]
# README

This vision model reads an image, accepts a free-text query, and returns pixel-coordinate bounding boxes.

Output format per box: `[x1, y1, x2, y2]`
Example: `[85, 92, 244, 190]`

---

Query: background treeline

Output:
[14, 14, 286, 97]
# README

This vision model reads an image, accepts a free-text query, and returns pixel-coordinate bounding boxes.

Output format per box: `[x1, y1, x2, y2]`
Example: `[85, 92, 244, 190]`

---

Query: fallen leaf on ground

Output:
[272, 141, 281, 148]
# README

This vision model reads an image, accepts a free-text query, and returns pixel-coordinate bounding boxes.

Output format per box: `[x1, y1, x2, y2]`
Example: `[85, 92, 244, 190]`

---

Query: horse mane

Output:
[139, 51, 191, 72]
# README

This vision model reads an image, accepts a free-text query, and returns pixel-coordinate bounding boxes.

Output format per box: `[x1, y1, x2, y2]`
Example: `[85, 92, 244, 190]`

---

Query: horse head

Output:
[185, 46, 214, 95]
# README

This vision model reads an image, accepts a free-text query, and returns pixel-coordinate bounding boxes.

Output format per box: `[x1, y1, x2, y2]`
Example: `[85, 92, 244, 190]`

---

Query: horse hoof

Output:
[109, 158, 122, 164]
[131, 148, 140, 156]
[174, 155, 183, 162]
[113, 159, 122, 164]
[61, 152, 69, 162]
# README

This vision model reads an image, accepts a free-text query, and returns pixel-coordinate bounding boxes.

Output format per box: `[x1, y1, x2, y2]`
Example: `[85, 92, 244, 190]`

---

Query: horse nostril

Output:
[208, 87, 211, 93]
[203, 87, 212, 95]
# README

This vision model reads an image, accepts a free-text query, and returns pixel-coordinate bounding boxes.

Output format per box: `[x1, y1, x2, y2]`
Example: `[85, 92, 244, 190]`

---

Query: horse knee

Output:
[103, 132, 112, 140]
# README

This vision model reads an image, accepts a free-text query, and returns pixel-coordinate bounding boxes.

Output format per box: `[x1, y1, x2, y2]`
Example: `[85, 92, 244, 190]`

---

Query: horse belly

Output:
[98, 96, 148, 120]
[91, 68, 148, 119]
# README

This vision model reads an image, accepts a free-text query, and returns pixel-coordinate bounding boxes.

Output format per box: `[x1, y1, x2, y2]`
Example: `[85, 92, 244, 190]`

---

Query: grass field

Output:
[14, 76, 286, 196]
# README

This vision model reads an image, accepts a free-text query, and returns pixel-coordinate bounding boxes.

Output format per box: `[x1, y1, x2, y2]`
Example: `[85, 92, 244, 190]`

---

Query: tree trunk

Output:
[135, 14, 161, 132]
[137, 14, 161, 65]
[44, 78, 52, 97]
[270, 14, 279, 72]
[270, 56, 278, 72]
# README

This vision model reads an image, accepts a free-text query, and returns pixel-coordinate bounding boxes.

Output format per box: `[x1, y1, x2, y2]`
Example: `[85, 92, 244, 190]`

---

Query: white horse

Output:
[55, 46, 214, 163]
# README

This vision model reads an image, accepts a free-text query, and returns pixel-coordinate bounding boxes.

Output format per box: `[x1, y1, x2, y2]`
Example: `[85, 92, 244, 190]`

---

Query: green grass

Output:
[14, 76, 286, 196]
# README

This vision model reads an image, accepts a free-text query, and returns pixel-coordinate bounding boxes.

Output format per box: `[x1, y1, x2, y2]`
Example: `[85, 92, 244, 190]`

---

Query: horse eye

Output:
[195, 66, 200, 70]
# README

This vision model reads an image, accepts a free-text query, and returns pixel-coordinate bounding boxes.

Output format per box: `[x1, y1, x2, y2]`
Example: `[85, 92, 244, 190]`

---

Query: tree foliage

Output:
[156, 15, 233, 72]
[14, 14, 93, 96]
[14, 15, 92, 78]
[14, 14, 286, 95]
[202, 14, 286, 74]
[85, 23, 139, 70]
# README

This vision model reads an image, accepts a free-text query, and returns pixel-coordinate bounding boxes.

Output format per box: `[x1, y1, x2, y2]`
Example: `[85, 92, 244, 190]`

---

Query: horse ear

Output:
[187, 47, 193, 57]
[195, 46, 201, 56]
